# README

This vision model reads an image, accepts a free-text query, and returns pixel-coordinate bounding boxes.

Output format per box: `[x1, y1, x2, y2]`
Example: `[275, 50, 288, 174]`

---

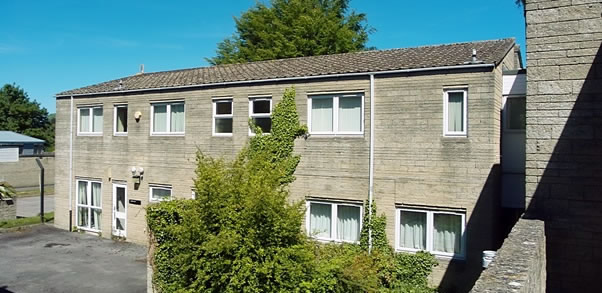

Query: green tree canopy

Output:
[0, 84, 54, 150]
[207, 0, 374, 65]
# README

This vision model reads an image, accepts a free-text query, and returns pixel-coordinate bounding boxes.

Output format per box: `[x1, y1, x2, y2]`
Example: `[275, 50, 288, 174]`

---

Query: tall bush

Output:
[147, 87, 437, 293]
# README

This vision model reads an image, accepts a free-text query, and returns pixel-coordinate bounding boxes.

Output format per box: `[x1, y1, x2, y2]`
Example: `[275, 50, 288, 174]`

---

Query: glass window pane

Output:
[216, 101, 232, 115]
[78, 181, 88, 205]
[252, 117, 271, 133]
[91, 208, 101, 230]
[79, 109, 90, 132]
[399, 211, 426, 250]
[78, 207, 88, 227]
[116, 187, 125, 213]
[310, 203, 332, 238]
[215, 118, 233, 134]
[91, 182, 102, 207]
[116, 218, 125, 231]
[116, 106, 128, 133]
[337, 205, 360, 241]
[252, 100, 271, 114]
[507, 97, 526, 130]
[433, 213, 462, 254]
[170, 103, 185, 132]
[447, 92, 464, 132]
[311, 97, 333, 132]
[338, 96, 362, 132]
[152, 188, 171, 201]
[92, 108, 103, 133]
[153, 105, 167, 132]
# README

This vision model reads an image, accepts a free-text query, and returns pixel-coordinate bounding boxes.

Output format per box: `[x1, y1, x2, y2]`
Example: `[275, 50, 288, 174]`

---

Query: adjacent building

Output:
[55, 38, 524, 290]
[0, 131, 45, 162]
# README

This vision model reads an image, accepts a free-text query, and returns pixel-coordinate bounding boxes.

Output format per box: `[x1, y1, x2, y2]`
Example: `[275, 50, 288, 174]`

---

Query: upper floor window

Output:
[395, 208, 465, 259]
[505, 96, 526, 131]
[249, 97, 272, 134]
[78, 106, 103, 135]
[151, 102, 185, 135]
[149, 184, 172, 202]
[213, 99, 233, 136]
[308, 93, 363, 135]
[306, 200, 362, 243]
[114, 104, 128, 136]
[443, 89, 467, 136]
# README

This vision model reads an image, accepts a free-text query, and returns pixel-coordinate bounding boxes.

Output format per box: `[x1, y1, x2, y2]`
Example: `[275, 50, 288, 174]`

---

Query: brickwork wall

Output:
[0, 199, 16, 221]
[525, 0, 602, 291]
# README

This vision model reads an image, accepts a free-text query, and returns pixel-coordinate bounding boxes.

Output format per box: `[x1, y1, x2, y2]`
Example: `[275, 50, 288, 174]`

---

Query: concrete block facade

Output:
[55, 48, 518, 290]
[525, 0, 602, 291]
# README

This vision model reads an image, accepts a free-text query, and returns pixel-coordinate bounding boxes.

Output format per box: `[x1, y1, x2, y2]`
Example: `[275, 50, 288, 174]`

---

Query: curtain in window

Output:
[92, 108, 103, 132]
[78, 207, 88, 227]
[153, 105, 167, 132]
[399, 211, 426, 250]
[447, 92, 464, 132]
[337, 205, 360, 241]
[91, 208, 101, 230]
[311, 98, 333, 132]
[116, 107, 127, 132]
[433, 214, 462, 254]
[80, 109, 90, 132]
[152, 188, 171, 201]
[170, 104, 185, 132]
[78, 181, 87, 205]
[91, 182, 101, 207]
[338, 96, 361, 132]
[310, 203, 331, 238]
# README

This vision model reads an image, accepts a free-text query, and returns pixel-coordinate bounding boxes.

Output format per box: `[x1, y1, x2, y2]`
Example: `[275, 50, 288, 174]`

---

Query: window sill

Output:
[395, 248, 465, 261]
[308, 133, 365, 139]
[113, 133, 128, 137]
[212, 134, 233, 137]
[310, 237, 360, 245]
[76, 226, 102, 234]
[150, 133, 185, 137]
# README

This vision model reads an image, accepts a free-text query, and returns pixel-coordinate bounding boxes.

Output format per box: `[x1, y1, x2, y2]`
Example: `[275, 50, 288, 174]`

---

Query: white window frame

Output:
[76, 179, 103, 232]
[395, 208, 466, 259]
[149, 184, 172, 203]
[307, 93, 364, 136]
[212, 98, 234, 136]
[150, 101, 185, 136]
[305, 200, 363, 243]
[248, 97, 272, 135]
[443, 89, 468, 137]
[113, 104, 128, 136]
[77, 106, 103, 136]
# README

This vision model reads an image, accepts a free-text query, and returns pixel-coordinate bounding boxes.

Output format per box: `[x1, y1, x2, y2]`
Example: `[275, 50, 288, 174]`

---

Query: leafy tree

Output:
[0, 182, 16, 200]
[0, 84, 54, 150]
[207, 0, 374, 65]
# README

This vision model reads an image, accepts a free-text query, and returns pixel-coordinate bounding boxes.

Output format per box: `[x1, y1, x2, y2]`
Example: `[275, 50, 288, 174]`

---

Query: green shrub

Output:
[147, 87, 437, 293]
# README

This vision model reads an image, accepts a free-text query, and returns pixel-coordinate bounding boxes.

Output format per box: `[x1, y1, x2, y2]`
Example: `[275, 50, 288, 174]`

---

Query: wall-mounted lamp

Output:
[131, 166, 144, 184]
[134, 111, 142, 123]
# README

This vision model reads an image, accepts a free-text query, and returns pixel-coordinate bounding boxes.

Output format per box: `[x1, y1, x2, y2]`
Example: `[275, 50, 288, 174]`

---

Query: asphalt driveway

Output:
[0, 225, 147, 293]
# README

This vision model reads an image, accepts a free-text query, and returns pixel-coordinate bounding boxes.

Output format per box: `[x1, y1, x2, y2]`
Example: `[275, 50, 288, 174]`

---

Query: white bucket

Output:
[482, 250, 496, 268]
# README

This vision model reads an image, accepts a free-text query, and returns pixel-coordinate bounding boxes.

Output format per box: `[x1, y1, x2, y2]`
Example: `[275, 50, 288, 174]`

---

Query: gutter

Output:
[55, 63, 495, 98]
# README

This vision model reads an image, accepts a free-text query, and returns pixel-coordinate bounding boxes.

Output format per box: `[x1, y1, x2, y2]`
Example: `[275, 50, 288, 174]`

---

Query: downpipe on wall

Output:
[69, 95, 73, 231]
[368, 74, 375, 253]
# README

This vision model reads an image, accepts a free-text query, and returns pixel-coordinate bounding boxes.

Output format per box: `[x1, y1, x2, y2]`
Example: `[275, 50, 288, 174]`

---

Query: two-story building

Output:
[55, 38, 525, 290]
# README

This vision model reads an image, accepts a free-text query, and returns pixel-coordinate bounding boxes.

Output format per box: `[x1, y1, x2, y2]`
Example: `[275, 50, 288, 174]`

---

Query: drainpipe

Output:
[368, 74, 375, 253]
[69, 96, 74, 231]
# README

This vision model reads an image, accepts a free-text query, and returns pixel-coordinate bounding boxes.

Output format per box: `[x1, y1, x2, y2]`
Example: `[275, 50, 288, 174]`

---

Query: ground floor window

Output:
[149, 184, 172, 202]
[77, 179, 102, 231]
[306, 200, 362, 243]
[396, 208, 465, 258]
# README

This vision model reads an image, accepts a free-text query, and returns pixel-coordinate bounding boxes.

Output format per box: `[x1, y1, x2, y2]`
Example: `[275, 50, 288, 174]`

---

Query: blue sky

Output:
[0, 1, 525, 114]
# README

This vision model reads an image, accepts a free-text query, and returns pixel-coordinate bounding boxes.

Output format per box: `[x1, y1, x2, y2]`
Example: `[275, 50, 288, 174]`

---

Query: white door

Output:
[112, 183, 127, 237]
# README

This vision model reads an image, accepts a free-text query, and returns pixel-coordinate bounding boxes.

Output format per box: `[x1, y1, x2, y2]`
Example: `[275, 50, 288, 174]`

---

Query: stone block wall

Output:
[0, 155, 55, 189]
[470, 218, 545, 293]
[0, 199, 16, 221]
[525, 0, 602, 291]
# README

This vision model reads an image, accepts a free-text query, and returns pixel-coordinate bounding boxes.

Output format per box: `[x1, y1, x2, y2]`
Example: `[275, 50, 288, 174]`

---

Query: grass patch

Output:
[0, 212, 54, 229]
[15, 187, 54, 198]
